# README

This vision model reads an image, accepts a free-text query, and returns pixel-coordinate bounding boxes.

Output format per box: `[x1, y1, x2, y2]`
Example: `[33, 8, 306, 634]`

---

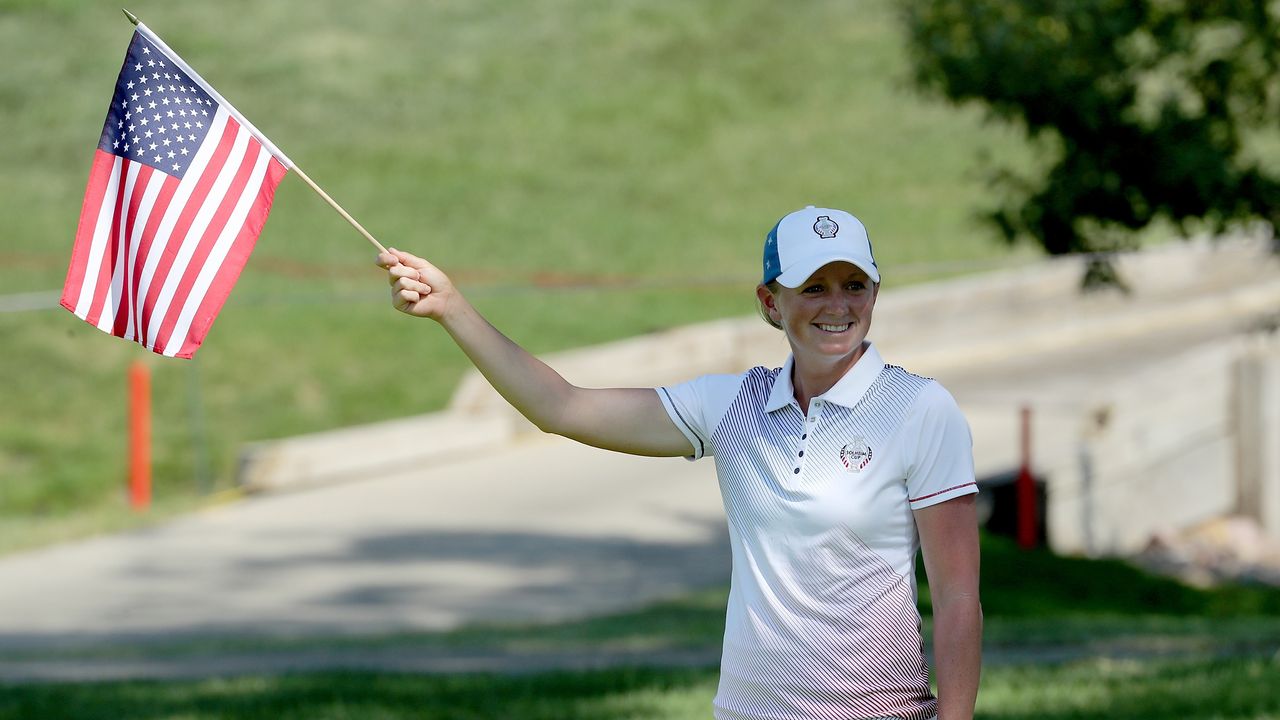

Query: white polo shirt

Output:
[656, 343, 976, 720]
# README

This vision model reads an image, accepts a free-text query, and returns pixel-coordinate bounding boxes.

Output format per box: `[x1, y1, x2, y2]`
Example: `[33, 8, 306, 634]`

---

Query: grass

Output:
[0, 0, 1040, 545]
[2, 534, 1278, 720]
[5, 657, 1280, 720]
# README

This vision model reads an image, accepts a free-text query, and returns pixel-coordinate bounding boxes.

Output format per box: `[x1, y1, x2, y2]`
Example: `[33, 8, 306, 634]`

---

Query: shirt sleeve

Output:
[655, 372, 746, 461]
[904, 382, 978, 510]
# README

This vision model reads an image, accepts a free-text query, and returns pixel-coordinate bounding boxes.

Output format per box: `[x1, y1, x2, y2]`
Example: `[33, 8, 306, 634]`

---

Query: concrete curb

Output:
[238, 236, 1280, 494]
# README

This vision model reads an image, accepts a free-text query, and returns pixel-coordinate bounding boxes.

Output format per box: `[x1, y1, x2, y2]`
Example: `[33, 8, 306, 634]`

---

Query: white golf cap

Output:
[762, 206, 879, 287]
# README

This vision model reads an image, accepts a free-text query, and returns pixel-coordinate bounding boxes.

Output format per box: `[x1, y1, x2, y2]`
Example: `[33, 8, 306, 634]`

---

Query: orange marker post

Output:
[128, 360, 151, 511]
[1016, 405, 1036, 549]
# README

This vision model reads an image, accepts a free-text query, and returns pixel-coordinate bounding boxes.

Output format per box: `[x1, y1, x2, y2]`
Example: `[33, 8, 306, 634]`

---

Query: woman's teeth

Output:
[817, 323, 850, 333]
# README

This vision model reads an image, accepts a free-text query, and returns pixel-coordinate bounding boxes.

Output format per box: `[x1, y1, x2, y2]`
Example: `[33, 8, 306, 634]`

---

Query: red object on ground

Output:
[128, 360, 151, 511]
[1016, 405, 1036, 549]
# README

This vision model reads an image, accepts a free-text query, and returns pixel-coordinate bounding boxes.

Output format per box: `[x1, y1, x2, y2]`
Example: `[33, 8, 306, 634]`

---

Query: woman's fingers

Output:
[387, 263, 419, 286]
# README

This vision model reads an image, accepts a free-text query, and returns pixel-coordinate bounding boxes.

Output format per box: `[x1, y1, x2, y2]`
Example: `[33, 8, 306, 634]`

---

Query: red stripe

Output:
[138, 118, 239, 349]
[909, 482, 978, 504]
[61, 151, 117, 314]
[128, 173, 180, 341]
[83, 158, 132, 328]
[111, 163, 154, 338]
[152, 138, 263, 354]
[175, 156, 287, 358]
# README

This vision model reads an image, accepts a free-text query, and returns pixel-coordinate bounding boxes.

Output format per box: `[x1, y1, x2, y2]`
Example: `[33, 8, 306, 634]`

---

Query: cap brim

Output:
[775, 254, 880, 288]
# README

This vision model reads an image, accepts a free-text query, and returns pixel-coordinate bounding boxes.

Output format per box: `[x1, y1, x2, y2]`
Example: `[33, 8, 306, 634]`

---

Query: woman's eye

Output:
[847, 282, 865, 291]
[803, 285, 823, 294]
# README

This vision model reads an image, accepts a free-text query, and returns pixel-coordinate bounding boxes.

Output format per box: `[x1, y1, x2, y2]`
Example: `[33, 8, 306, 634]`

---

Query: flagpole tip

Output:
[122, 8, 139, 25]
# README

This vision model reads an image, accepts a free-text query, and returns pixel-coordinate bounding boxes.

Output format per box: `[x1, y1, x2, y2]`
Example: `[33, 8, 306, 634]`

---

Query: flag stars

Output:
[180, 147, 189, 156]
[167, 110, 175, 118]
[144, 129, 153, 139]
[162, 138, 171, 147]
[167, 150, 175, 159]
[134, 62, 142, 71]
[147, 59, 156, 68]
[126, 81, 135, 90]
[142, 46, 150, 54]
[149, 142, 158, 151]
[139, 117, 148, 126]
[171, 163, 180, 172]
[188, 133, 197, 142]
[170, 122, 179, 131]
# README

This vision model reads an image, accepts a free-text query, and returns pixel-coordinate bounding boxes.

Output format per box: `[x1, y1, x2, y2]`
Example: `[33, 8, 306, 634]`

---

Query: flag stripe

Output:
[139, 112, 240, 348]
[61, 152, 117, 314]
[153, 135, 263, 355]
[83, 158, 133, 328]
[174, 157, 288, 359]
[122, 168, 170, 341]
[167, 150, 282, 358]
[132, 110, 234, 346]
[110, 163, 154, 338]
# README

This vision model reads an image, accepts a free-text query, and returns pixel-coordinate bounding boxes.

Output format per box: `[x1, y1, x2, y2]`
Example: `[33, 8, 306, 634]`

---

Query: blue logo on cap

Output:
[813, 215, 838, 239]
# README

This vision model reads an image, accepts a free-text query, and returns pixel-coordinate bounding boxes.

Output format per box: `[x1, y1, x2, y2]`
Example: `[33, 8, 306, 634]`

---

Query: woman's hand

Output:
[376, 248, 456, 323]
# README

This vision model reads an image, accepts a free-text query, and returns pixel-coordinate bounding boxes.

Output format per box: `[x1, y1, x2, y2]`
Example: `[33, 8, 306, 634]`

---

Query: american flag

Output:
[61, 24, 291, 358]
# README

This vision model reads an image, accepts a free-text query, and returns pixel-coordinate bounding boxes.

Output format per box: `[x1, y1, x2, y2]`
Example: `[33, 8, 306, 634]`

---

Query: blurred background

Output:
[2, 0, 1279, 718]
[2, 0, 1039, 544]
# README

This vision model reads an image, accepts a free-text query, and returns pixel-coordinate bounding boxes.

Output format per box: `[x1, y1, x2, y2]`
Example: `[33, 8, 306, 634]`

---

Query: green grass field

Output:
[2, 535, 1278, 719]
[0, 0, 1040, 544]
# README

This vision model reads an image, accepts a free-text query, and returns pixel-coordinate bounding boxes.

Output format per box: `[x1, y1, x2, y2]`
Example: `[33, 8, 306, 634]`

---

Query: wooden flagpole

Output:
[122, 9, 389, 255]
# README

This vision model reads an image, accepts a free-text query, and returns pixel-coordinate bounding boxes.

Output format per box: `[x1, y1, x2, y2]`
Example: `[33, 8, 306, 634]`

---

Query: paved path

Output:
[1, 242, 1276, 681]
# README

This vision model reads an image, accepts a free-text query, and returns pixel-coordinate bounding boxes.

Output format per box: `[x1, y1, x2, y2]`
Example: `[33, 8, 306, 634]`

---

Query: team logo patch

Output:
[813, 215, 839, 239]
[839, 436, 873, 473]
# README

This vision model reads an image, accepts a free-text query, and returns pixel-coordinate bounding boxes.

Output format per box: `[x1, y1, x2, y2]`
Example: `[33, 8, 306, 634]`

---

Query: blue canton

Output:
[98, 31, 217, 180]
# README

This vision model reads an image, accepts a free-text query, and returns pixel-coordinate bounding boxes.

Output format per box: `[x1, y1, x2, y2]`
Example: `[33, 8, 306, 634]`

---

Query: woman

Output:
[377, 205, 981, 720]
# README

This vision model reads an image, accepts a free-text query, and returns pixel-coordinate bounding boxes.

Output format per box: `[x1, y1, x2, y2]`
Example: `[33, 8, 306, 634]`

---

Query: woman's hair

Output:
[757, 281, 782, 330]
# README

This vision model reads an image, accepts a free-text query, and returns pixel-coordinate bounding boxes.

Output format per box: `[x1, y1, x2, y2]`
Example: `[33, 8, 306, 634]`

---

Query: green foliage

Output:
[902, 0, 1280, 261]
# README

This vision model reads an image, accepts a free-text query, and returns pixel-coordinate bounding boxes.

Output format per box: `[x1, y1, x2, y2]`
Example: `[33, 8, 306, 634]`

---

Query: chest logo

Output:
[839, 436, 873, 473]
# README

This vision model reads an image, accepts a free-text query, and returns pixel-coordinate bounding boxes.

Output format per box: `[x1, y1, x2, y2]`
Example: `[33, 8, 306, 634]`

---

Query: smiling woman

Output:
[377, 205, 981, 720]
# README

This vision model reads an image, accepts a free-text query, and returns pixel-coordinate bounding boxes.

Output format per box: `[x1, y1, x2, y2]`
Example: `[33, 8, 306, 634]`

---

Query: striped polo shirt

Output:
[656, 343, 976, 720]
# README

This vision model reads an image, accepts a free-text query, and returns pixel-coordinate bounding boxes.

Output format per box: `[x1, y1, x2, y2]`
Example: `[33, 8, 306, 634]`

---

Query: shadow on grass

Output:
[0, 667, 719, 720]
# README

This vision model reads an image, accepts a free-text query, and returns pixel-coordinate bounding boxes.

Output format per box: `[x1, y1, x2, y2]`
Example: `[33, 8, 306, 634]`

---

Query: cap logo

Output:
[813, 215, 839, 239]
[839, 436, 873, 473]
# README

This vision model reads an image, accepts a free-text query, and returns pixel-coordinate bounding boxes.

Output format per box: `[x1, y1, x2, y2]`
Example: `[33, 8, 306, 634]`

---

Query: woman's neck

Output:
[791, 342, 867, 413]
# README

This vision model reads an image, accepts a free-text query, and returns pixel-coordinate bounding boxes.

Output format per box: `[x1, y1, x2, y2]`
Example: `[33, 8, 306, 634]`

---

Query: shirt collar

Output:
[765, 342, 886, 413]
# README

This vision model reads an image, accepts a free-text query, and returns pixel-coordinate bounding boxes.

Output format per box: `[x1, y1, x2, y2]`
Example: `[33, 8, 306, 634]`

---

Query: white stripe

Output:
[95, 160, 142, 331]
[122, 169, 166, 341]
[145, 118, 251, 350]
[161, 147, 271, 357]
[134, 108, 231, 349]
[134, 23, 292, 169]
[73, 155, 123, 317]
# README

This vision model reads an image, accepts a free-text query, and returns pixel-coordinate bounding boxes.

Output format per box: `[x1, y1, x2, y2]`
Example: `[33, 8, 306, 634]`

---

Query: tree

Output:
[902, 0, 1280, 284]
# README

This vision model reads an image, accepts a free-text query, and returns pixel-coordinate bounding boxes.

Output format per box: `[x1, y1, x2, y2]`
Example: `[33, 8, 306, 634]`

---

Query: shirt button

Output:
[808, 417, 816, 423]
[801, 434, 807, 440]
[793, 467, 800, 474]
[798, 451, 804, 457]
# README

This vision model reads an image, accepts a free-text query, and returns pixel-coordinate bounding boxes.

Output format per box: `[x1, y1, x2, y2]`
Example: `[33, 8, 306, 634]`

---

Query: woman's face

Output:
[757, 261, 878, 364]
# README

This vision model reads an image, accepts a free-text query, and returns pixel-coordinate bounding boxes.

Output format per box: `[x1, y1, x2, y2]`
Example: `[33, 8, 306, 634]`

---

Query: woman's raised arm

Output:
[377, 248, 694, 457]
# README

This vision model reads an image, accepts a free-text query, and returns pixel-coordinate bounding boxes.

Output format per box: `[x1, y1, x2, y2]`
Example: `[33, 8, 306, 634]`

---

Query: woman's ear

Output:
[756, 283, 781, 323]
